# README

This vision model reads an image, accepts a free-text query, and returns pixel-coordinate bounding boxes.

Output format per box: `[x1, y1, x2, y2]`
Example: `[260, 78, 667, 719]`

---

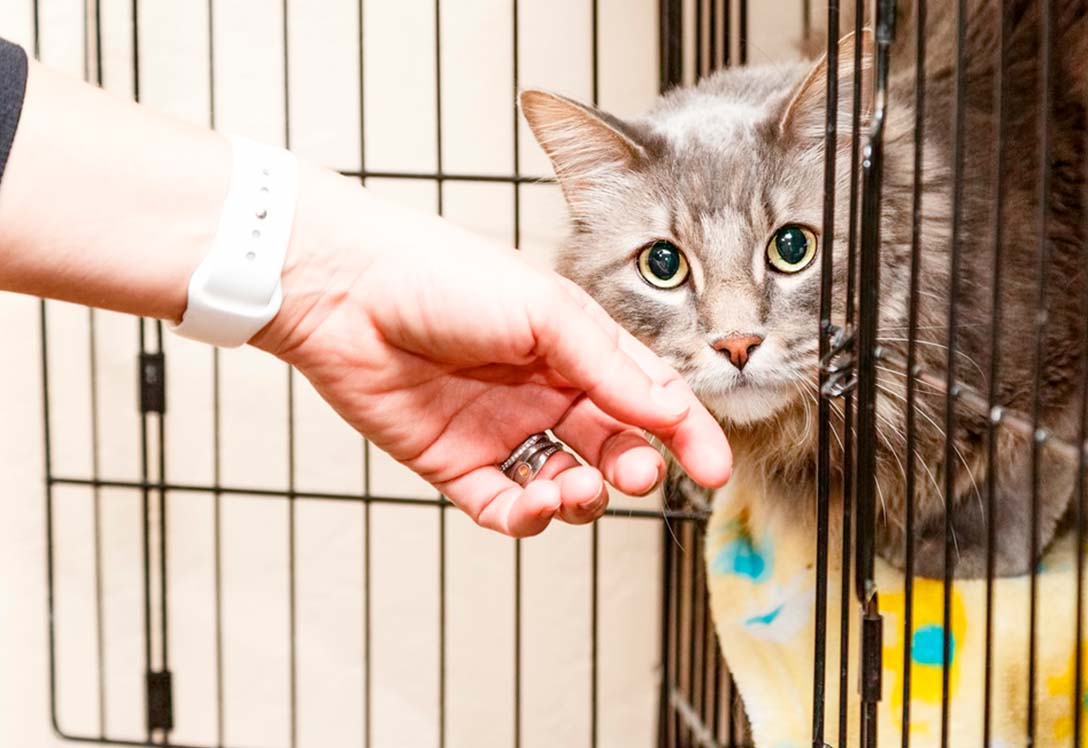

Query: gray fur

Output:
[522, 0, 1087, 579]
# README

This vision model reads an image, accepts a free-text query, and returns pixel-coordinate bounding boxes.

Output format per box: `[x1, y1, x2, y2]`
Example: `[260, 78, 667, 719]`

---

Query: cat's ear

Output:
[779, 30, 875, 141]
[520, 90, 647, 208]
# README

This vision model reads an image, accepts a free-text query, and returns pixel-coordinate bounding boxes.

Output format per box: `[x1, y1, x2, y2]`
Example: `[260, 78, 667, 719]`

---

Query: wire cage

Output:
[23, 0, 1088, 747]
[29, 1, 772, 747]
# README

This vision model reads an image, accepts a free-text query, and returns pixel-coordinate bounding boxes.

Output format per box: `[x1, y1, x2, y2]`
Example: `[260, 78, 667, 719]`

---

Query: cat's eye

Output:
[767, 225, 818, 273]
[638, 240, 690, 289]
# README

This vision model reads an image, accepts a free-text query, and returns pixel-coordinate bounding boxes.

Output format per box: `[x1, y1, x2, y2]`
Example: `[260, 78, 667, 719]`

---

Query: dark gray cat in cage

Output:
[521, 0, 1088, 579]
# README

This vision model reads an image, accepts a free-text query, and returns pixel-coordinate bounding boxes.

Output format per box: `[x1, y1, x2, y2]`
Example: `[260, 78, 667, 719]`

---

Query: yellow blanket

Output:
[705, 473, 1088, 748]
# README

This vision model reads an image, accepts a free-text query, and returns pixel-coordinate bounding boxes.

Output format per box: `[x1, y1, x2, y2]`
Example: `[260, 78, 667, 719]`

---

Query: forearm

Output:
[0, 57, 366, 332]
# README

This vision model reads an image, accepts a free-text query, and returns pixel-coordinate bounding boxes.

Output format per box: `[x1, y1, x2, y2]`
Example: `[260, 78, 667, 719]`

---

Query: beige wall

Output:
[0, 1, 804, 746]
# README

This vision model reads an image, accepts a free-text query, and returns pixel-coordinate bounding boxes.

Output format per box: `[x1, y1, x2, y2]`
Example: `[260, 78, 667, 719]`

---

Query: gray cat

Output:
[521, 0, 1087, 579]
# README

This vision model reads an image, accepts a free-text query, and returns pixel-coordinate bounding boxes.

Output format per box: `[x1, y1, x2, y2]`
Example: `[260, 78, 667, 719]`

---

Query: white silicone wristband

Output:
[172, 136, 299, 348]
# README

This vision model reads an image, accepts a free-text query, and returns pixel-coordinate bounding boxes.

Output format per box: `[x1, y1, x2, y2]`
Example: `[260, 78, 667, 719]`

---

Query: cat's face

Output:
[522, 41, 870, 427]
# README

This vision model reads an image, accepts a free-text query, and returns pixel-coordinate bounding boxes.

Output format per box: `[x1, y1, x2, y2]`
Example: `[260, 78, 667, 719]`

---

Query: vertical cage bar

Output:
[737, 0, 746, 65]
[940, 1, 969, 745]
[902, 0, 927, 745]
[356, 1, 372, 746]
[836, 1, 867, 742]
[1026, 0, 1055, 744]
[672, 531, 682, 747]
[812, 0, 839, 744]
[695, 0, 703, 79]
[981, 2, 1007, 747]
[432, 1, 448, 745]
[659, 0, 682, 90]
[510, 1, 522, 746]
[589, 0, 600, 743]
[87, 2, 108, 734]
[206, 2, 228, 744]
[855, 5, 896, 748]
[281, 2, 299, 744]
[204, 6, 224, 746]
[1074, 60, 1088, 748]
[656, 520, 675, 748]
[138, 322, 153, 741]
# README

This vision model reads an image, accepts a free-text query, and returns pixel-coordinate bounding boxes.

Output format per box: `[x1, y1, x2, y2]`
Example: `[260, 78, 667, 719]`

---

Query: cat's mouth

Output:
[693, 377, 797, 426]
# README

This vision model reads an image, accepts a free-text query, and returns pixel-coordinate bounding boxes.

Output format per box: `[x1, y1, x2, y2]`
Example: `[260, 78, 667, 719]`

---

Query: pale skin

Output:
[0, 59, 733, 537]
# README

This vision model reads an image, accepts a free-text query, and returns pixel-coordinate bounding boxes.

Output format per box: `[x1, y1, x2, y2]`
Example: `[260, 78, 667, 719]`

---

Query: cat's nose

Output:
[712, 333, 764, 371]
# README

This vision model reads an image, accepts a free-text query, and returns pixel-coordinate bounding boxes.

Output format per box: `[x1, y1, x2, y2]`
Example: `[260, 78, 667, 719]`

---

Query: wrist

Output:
[248, 163, 375, 361]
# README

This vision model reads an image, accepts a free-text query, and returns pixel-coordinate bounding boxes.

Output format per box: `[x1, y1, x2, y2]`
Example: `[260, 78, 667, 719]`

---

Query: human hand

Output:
[254, 170, 732, 537]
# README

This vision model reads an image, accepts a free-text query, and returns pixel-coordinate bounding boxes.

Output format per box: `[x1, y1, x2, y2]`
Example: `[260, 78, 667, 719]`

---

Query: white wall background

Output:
[0, 1, 804, 746]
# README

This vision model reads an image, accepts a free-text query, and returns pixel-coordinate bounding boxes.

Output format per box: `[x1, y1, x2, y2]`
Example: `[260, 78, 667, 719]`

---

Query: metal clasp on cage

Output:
[820, 324, 857, 398]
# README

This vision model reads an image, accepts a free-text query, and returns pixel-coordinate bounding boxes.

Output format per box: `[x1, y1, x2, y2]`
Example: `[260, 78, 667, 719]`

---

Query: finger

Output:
[440, 467, 561, 538]
[527, 447, 610, 525]
[553, 398, 665, 496]
[530, 284, 692, 431]
[549, 280, 732, 488]
[648, 378, 733, 488]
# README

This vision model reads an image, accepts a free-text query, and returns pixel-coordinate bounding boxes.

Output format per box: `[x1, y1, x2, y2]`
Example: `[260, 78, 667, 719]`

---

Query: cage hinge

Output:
[859, 602, 883, 704]
[139, 352, 166, 414]
[820, 324, 857, 398]
[146, 669, 174, 731]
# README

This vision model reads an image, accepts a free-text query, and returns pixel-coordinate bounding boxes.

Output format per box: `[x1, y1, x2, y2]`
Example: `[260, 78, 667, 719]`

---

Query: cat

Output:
[521, 0, 1088, 579]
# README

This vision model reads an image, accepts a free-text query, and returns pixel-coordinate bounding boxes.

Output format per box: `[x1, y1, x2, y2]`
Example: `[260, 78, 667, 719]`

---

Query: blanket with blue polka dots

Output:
[705, 472, 1088, 748]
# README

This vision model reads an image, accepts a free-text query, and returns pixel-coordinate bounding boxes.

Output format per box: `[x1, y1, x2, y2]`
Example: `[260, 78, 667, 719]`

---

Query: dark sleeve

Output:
[0, 38, 27, 186]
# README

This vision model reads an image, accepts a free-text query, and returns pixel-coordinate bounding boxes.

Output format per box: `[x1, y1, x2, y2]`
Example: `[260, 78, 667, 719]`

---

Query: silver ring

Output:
[499, 432, 564, 486]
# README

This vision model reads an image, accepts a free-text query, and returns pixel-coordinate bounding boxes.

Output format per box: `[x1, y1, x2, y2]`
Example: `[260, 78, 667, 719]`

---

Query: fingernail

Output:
[651, 383, 689, 419]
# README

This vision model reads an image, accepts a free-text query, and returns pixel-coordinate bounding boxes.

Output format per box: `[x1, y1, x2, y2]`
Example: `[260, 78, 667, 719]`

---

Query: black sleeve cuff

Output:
[0, 38, 28, 187]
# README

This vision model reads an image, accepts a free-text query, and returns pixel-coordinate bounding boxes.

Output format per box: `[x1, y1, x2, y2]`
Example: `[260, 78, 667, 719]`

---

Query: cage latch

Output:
[146, 669, 174, 731]
[139, 352, 166, 414]
[820, 324, 856, 398]
[859, 598, 883, 704]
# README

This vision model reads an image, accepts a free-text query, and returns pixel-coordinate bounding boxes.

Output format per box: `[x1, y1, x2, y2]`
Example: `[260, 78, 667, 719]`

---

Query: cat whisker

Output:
[874, 381, 984, 517]
[874, 337, 988, 383]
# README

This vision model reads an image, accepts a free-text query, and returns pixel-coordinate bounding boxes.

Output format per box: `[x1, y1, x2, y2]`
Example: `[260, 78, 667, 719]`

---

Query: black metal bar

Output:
[659, 0, 682, 90]
[737, 0, 747, 65]
[355, 2, 373, 747]
[982, 2, 1007, 747]
[940, 1, 969, 745]
[205, 3, 227, 745]
[46, 476, 710, 521]
[656, 520, 674, 748]
[1027, 1, 1055, 744]
[692, 530, 705, 740]
[31, 0, 40, 57]
[855, 5, 896, 748]
[1073, 146, 1088, 748]
[722, 0, 730, 68]
[338, 169, 551, 184]
[708, 0, 717, 72]
[88, 7, 108, 716]
[40, 298, 64, 737]
[281, 3, 299, 745]
[155, 325, 169, 677]
[812, 0, 839, 744]
[138, 321, 153, 742]
[902, 0, 927, 745]
[510, 1, 523, 745]
[1074, 32, 1088, 745]
[696, 0, 704, 79]
[432, 3, 447, 744]
[589, 2, 600, 742]
[672, 531, 682, 747]
[90, 309, 107, 738]
[837, 2, 866, 742]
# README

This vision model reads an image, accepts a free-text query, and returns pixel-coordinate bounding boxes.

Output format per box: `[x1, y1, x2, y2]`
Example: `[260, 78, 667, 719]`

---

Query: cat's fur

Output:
[522, 0, 1088, 578]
